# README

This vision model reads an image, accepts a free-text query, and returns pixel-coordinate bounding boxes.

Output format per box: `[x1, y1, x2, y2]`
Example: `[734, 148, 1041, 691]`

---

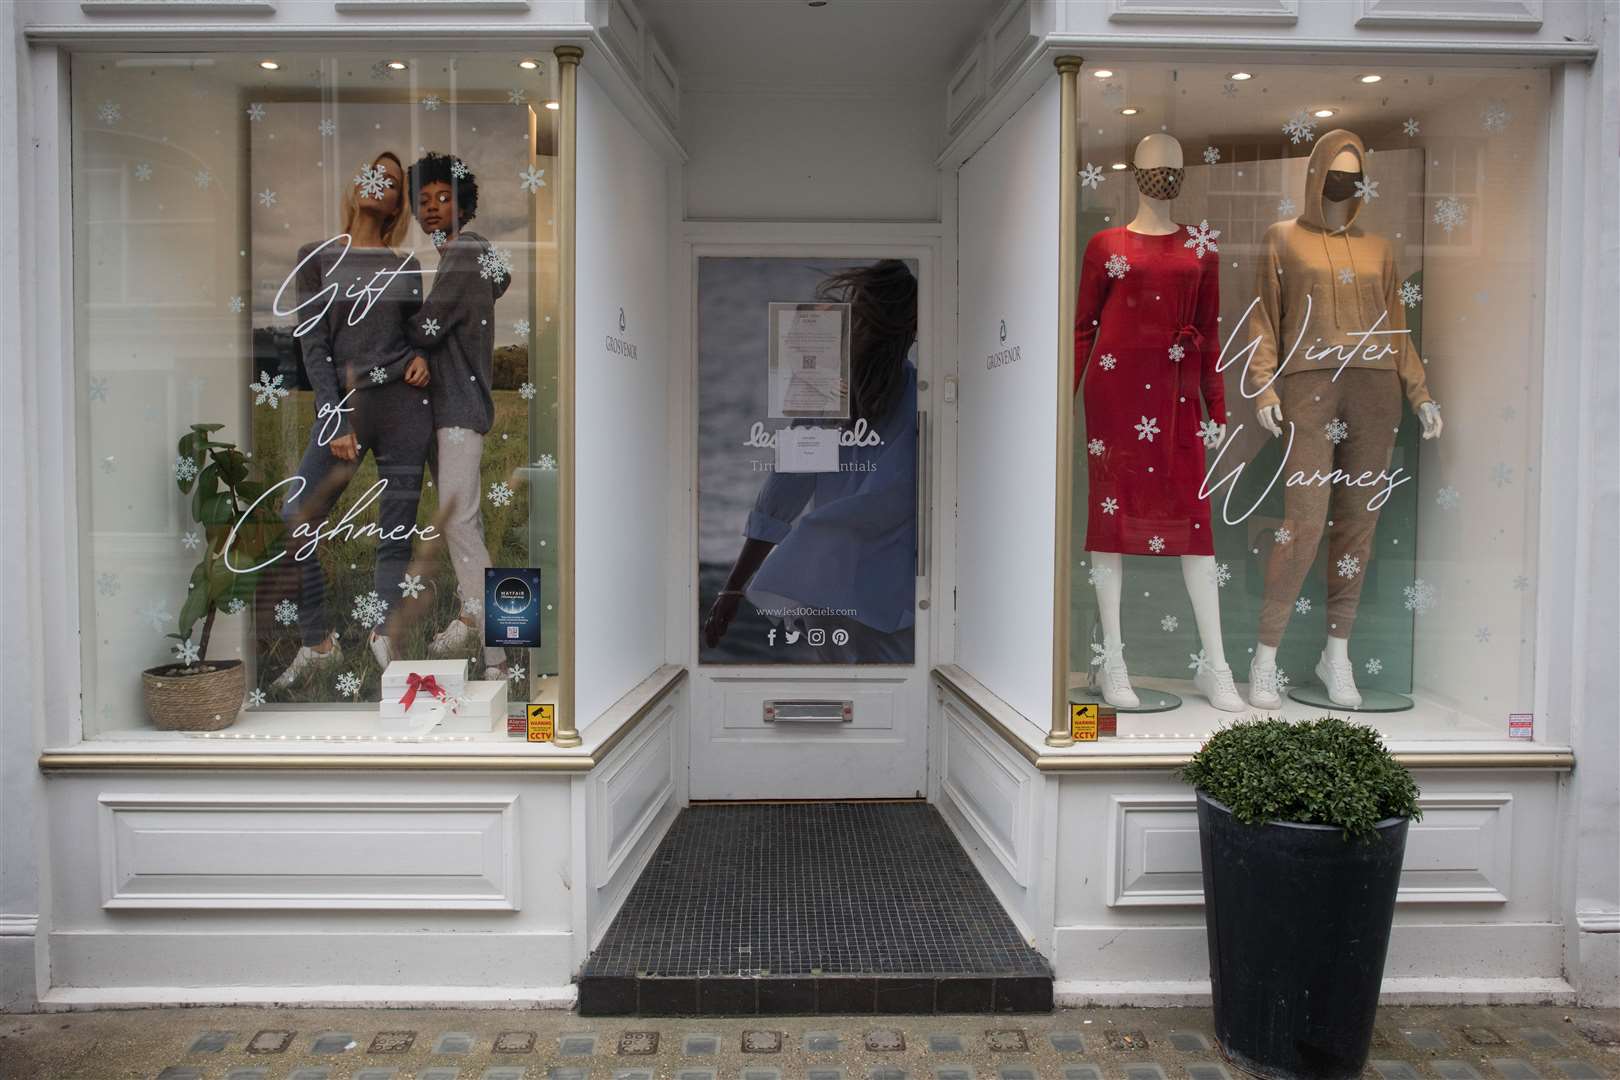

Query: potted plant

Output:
[141, 424, 280, 730]
[1181, 717, 1421, 1080]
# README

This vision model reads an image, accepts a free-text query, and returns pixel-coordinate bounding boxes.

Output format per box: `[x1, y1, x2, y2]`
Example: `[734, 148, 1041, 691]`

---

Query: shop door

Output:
[688, 253, 931, 799]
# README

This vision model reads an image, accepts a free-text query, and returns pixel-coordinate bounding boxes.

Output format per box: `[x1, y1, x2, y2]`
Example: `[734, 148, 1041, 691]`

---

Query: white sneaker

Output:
[1196, 663, 1245, 713]
[1315, 650, 1363, 708]
[482, 664, 508, 681]
[1099, 659, 1141, 709]
[1249, 657, 1282, 710]
[429, 617, 480, 656]
[271, 634, 342, 690]
[369, 631, 391, 668]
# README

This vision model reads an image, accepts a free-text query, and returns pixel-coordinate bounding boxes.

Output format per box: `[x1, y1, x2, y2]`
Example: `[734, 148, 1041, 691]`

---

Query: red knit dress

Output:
[1074, 225, 1226, 557]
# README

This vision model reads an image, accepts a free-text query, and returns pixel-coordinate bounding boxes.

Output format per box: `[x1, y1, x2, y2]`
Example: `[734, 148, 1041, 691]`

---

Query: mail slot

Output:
[763, 700, 853, 723]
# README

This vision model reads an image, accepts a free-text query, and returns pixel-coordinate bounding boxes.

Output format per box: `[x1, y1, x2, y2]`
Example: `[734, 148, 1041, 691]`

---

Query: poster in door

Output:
[696, 257, 919, 665]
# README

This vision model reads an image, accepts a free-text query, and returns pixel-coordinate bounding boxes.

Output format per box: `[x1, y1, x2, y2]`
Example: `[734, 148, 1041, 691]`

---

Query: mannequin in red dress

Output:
[1075, 133, 1242, 713]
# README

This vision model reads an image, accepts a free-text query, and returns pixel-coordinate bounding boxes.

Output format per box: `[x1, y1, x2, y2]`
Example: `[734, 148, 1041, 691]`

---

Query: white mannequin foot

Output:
[369, 630, 391, 668]
[272, 633, 342, 690]
[1099, 659, 1141, 709]
[430, 617, 480, 656]
[1196, 663, 1244, 712]
[1248, 657, 1282, 710]
[1315, 649, 1363, 709]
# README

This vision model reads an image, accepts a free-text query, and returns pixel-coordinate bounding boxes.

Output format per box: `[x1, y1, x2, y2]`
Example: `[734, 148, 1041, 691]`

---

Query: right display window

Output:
[1070, 61, 1548, 734]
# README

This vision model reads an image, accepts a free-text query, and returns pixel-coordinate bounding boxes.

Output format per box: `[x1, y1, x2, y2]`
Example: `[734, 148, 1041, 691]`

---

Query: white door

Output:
[684, 245, 937, 800]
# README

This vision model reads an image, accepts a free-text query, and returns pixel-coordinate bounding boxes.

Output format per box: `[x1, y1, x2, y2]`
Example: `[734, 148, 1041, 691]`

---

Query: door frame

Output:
[666, 221, 956, 799]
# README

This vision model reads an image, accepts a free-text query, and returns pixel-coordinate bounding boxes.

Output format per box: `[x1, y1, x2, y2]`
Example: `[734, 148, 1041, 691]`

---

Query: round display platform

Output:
[1288, 685, 1414, 713]
[1069, 687, 1183, 714]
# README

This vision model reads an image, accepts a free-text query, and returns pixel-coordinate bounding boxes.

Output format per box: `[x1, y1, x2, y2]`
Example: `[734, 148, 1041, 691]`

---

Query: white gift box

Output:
[437, 679, 508, 733]
[380, 659, 468, 717]
[379, 701, 445, 734]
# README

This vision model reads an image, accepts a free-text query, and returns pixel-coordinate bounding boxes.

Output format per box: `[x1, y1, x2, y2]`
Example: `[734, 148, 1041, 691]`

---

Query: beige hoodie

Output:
[1244, 129, 1431, 411]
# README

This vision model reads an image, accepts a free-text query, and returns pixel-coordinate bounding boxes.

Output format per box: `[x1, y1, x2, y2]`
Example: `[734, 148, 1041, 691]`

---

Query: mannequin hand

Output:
[1200, 421, 1228, 449]
[1257, 404, 1284, 438]
[1418, 401, 1444, 440]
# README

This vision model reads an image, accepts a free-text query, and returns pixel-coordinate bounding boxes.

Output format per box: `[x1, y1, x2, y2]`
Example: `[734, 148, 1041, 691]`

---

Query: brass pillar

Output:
[551, 44, 583, 748]
[1049, 55, 1083, 748]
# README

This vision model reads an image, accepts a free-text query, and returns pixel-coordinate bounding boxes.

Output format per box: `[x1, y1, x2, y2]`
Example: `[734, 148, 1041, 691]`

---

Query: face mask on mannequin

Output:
[1134, 165, 1185, 201]
[1323, 169, 1363, 203]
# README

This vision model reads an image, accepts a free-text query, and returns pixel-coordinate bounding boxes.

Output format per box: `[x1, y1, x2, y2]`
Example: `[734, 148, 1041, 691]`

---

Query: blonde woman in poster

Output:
[272, 152, 434, 690]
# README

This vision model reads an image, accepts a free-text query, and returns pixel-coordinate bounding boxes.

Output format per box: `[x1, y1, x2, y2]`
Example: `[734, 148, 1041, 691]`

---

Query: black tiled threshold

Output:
[577, 802, 1053, 1016]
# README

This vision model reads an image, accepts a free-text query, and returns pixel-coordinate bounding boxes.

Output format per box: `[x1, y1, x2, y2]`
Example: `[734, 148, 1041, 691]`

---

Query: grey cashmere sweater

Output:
[404, 230, 513, 434]
[294, 242, 424, 440]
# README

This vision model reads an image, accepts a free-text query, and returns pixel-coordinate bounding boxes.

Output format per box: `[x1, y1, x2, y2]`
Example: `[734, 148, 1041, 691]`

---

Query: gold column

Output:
[1049, 55, 1083, 748]
[551, 45, 583, 748]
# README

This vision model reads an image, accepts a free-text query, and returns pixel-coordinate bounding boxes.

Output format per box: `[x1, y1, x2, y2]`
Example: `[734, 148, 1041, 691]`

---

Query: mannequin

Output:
[1074, 133, 1243, 713]
[1245, 130, 1443, 710]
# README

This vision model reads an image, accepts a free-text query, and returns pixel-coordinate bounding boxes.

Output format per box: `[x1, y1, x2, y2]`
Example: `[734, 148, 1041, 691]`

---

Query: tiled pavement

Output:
[0, 1003, 1616, 1079]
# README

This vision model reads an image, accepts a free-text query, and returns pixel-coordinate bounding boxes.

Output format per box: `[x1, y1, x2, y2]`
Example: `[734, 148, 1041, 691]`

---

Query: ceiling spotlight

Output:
[1110, 162, 1129, 170]
[518, 58, 540, 70]
[1313, 108, 1336, 118]
[1120, 106, 1139, 116]
[544, 100, 561, 111]
[1228, 71, 1253, 81]
[1092, 69, 1114, 79]
[258, 59, 280, 71]
[387, 60, 408, 71]
[1358, 73, 1382, 84]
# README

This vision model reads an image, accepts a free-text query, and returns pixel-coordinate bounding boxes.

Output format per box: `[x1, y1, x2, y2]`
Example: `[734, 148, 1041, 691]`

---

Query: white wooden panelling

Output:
[592, 704, 675, 884]
[946, 46, 986, 135]
[596, 0, 645, 80]
[1105, 792, 1515, 907]
[644, 34, 680, 127]
[97, 794, 519, 910]
[1107, 0, 1298, 22]
[1357, 0, 1542, 28]
[987, 0, 1038, 88]
[939, 701, 1033, 886]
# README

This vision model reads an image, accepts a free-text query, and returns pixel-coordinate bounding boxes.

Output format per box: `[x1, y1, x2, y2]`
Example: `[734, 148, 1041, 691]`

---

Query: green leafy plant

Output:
[1180, 717, 1421, 841]
[166, 423, 282, 673]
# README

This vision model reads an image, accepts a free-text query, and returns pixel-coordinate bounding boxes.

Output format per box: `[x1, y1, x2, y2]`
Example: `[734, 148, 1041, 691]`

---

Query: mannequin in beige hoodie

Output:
[1244, 129, 1444, 710]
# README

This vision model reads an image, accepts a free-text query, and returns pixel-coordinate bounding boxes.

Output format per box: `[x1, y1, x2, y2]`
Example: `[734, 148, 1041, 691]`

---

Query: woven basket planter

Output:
[141, 659, 245, 731]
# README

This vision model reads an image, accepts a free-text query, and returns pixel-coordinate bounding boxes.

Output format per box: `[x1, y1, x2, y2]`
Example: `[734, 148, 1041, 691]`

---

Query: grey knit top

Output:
[404, 230, 513, 435]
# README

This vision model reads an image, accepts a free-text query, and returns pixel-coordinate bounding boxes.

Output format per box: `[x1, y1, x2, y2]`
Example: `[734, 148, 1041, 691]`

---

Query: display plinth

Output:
[1070, 686, 1182, 714]
[1289, 685, 1415, 713]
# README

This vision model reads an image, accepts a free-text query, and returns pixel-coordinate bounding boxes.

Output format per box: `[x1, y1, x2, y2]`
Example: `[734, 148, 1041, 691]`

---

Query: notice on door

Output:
[769, 302, 851, 419]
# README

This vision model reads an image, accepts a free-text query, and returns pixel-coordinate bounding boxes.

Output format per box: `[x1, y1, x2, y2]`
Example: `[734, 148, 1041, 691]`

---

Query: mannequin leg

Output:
[1183, 555, 1243, 711]
[1089, 552, 1139, 708]
[1256, 372, 1336, 649]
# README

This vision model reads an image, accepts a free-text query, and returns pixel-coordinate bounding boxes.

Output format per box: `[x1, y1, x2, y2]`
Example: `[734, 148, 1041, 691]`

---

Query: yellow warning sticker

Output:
[527, 703, 555, 743]
[1070, 703, 1098, 742]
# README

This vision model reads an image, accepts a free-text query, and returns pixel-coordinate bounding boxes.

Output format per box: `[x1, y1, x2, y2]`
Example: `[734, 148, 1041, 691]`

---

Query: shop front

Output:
[2, 0, 1615, 1014]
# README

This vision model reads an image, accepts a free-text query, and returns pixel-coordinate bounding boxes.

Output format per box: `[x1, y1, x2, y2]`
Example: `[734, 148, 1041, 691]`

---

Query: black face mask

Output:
[1323, 169, 1363, 203]
[1134, 165, 1185, 201]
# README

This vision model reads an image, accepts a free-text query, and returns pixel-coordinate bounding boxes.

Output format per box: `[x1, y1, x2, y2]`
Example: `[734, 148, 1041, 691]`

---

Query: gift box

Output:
[380, 659, 468, 718]
[437, 679, 508, 733]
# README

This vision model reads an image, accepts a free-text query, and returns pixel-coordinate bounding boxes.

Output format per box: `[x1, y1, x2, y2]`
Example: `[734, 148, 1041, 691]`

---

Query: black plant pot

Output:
[1196, 790, 1409, 1080]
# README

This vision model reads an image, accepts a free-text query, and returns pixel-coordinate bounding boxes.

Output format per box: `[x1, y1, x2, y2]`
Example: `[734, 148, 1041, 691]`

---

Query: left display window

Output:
[71, 52, 564, 738]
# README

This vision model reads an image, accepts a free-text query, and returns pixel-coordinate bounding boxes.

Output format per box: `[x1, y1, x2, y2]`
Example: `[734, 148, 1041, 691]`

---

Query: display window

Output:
[1068, 62, 1548, 737]
[71, 52, 564, 739]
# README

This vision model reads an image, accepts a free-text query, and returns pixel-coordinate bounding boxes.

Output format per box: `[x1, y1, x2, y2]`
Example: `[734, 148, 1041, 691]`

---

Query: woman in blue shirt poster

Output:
[701, 259, 918, 665]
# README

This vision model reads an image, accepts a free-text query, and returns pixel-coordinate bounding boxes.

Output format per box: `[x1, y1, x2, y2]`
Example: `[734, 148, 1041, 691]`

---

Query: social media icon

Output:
[807, 628, 826, 646]
[831, 628, 850, 646]
[784, 629, 802, 644]
[767, 628, 777, 646]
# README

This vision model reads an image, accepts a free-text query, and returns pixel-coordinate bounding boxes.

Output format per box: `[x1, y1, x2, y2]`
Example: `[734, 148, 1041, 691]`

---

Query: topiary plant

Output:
[1180, 717, 1421, 841]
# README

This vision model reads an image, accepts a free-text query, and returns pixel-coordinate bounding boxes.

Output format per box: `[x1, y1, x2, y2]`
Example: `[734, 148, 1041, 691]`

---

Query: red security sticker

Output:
[1507, 713, 1534, 739]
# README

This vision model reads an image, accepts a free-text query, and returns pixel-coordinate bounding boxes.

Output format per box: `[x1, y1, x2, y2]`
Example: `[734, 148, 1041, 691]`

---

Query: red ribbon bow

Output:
[1174, 324, 1204, 355]
[399, 673, 447, 711]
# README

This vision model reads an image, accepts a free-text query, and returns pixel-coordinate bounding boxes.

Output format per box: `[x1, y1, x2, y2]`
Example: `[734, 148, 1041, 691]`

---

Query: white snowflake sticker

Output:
[1101, 497, 1118, 515]
[1433, 197, 1468, 234]
[1274, 526, 1293, 545]
[398, 573, 425, 599]
[1202, 146, 1221, 165]
[174, 456, 199, 482]
[250, 370, 290, 408]
[422, 318, 442, 337]
[181, 529, 201, 551]
[194, 169, 213, 190]
[1398, 281, 1422, 308]
[354, 164, 395, 199]
[1403, 578, 1438, 615]
[1090, 640, 1123, 668]
[1402, 118, 1420, 137]
[1214, 562, 1232, 587]
[1161, 615, 1179, 632]
[519, 382, 537, 401]
[1080, 163, 1104, 190]
[1087, 438, 1105, 456]
[488, 481, 514, 507]
[1278, 196, 1297, 217]
[422, 94, 442, 111]
[1188, 649, 1212, 675]
[513, 318, 531, 336]
[1099, 353, 1117, 371]
[1481, 100, 1511, 135]
[1336, 554, 1361, 578]
[96, 572, 120, 597]
[1087, 565, 1112, 587]
[173, 639, 201, 665]
[1105, 253, 1130, 279]
[451, 158, 471, 179]
[478, 246, 514, 283]
[1134, 416, 1160, 442]
[507, 87, 527, 105]
[1436, 485, 1460, 510]
[1365, 658, 1384, 676]
[98, 101, 122, 126]
[351, 590, 389, 629]
[519, 165, 547, 193]
[1336, 267, 1356, 286]
[1324, 417, 1349, 445]
[369, 367, 388, 384]
[247, 688, 267, 707]
[1355, 177, 1380, 202]
[1282, 111, 1318, 145]
[1148, 536, 1166, 553]
[274, 599, 299, 626]
[1168, 343, 1186, 363]
[246, 103, 266, 122]
[1295, 597, 1312, 615]
[133, 163, 152, 182]
[535, 454, 558, 471]
[319, 118, 337, 137]
[1184, 220, 1220, 259]
[508, 663, 527, 683]
[1198, 419, 1223, 447]
[337, 672, 361, 698]
[139, 599, 173, 632]
[258, 189, 278, 208]
[228, 295, 245, 313]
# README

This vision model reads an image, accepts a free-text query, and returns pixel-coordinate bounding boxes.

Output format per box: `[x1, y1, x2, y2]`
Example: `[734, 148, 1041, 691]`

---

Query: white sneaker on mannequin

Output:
[1315, 649, 1364, 709]
[271, 633, 342, 691]
[1099, 658, 1141, 709]
[1196, 663, 1245, 712]
[369, 630, 391, 668]
[1248, 657, 1283, 710]
[429, 617, 480, 656]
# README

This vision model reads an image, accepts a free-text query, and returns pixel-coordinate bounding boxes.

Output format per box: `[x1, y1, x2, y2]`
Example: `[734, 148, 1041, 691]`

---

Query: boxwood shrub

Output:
[1180, 717, 1421, 840]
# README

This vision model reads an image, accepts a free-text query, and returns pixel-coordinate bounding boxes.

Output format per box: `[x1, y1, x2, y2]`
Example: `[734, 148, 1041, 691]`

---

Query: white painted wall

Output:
[574, 66, 670, 725]
[954, 76, 1060, 726]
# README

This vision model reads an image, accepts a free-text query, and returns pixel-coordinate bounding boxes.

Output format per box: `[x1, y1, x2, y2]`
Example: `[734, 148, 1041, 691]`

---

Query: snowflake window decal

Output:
[1184, 220, 1220, 259]
[274, 599, 299, 626]
[98, 101, 122, 126]
[1324, 417, 1349, 445]
[1365, 658, 1384, 676]
[1148, 536, 1166, 554]
[1274, 526, 1293, 545]
[422, 95, 442, 111]
[513, 318, 531, 336]
[1087, 565, 1112, 588]
[319, 118, 337, 137]
[507, 87, 528, 105]
[1277, 196, 1297, 218]
[1433, 197, 1468, 234]
[398, 574, 425, 599]
[1336, 267, 1356, 286]
[337, 672, 361, 698]
[1213, 562, 1232, 587]
[1168, 343, 1186, 363]
[1491, 462, 1514, 487]
[1188, 649, 1213, 675]
[1090, 640, 1124, 668]
[488, 481, 514, 508]
[451, 158, 471, 179]
[519, 165, 547, 194]
[1101, 497, 1118, 516]
[96, 572, 120, 597]
[1436, 485, 1460, 510]
[508, 663, 527, 683]
[246, 103, 266, 122]
[1402, 118, 1420, 137]
[174, 456, 199, 482]
[1198, 419, 1222, 447]
[369, 367, 388, 384]
[351, 590, 389, 629]
[519, 382, 537, 401]
[1134, 416, 1160, 443]
[1336, 554, 1361, 579]
[1282, 110, 1318, 145]
[258, 189, 278, 208]
[1099, 353, 1117, 371]
[1480, 100, 1511, 135]
[1295, 597, 1313, 615]
[354, 164, 396, 199]
[1104, 253, 1130, 279]
[247, 688, 267, 708]
[478, 247, 515, 284]
[1354, 177, 1379, 202]
[422, 318, 442, 337]
[1161, 615, 1179, 632]
[173, 639, 201, 665]
[194, 169, 213, 190]
[1399, 281, 1422, 308]
[134, 163, 153, 182]
[535, 454, 558, 471]
[140, 600, 173, 632]
[1087, 438, 1106, 457]
[1080, 163, 1104, 190]
[1201, 145, 1221, 165]
[1403, 578, 1438, 615]
[224, 598, 246, 615]
[228, 296, 245, 314]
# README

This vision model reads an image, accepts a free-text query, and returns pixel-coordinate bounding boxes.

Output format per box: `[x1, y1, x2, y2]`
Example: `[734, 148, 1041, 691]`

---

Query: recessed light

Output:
[387, 60, 408, 71]
[1228, 72, 1253, 81]
[1313, 108, 1336, 118]
[1120, 106, 1139, 116]
[1358, 73, 1382, 84]
[1093, 69, 1114, 79]
[518, 58, 540, 70]
[258, 60, 280, 71]
[544, 100, 561, 111]
[1111, 162, 1129, 170]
